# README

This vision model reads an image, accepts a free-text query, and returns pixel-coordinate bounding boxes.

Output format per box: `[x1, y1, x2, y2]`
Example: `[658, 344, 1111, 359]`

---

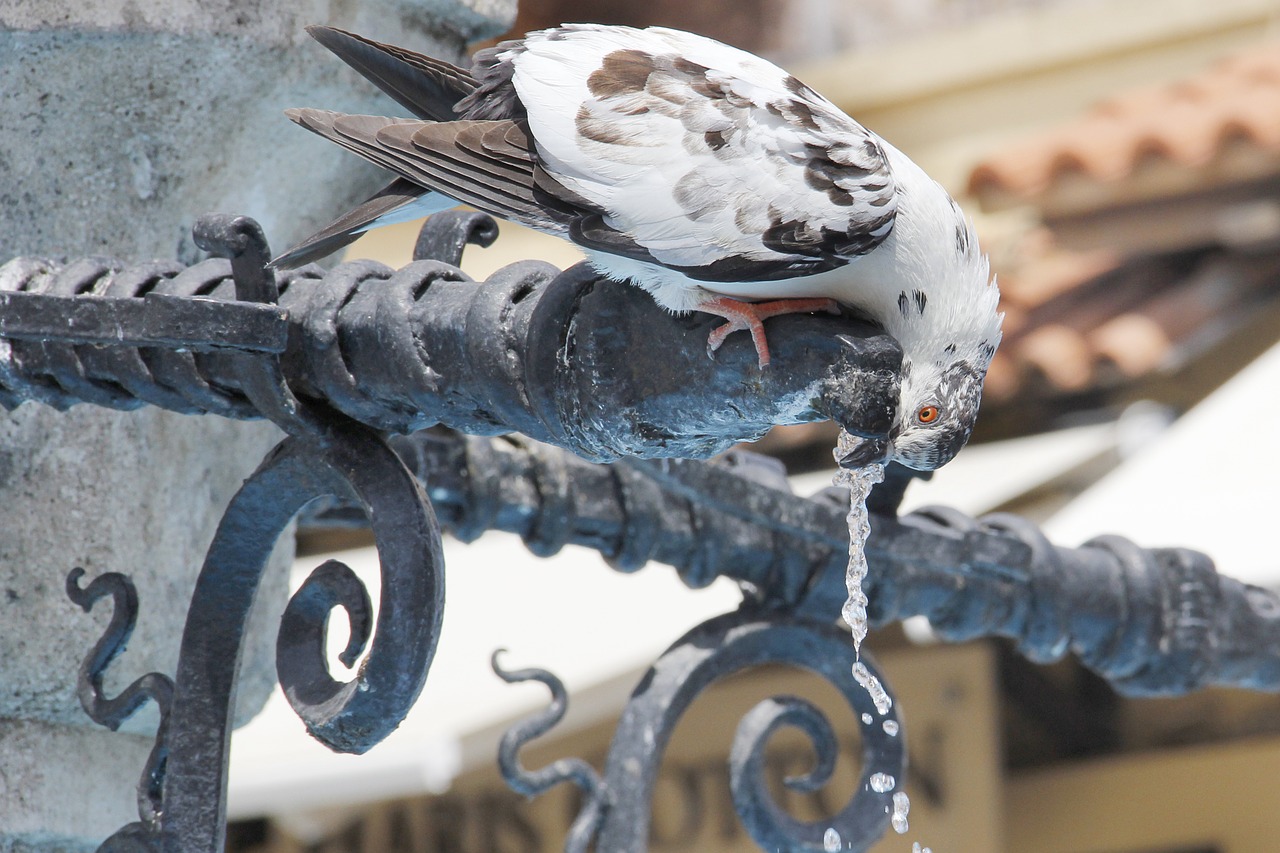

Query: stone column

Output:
[0, 1, 514, 849]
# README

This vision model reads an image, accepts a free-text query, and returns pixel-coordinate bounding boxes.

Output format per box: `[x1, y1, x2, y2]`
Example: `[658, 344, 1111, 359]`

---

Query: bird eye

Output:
[917, 405, 940, 424]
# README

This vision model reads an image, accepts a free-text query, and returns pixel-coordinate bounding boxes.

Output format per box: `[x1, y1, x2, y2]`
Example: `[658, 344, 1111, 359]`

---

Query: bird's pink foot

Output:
[698, 297, 841, 368]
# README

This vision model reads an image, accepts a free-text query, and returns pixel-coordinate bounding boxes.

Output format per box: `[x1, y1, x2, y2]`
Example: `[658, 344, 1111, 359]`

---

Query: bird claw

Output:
[706, 323, 766, 366]
[698, 296, 841, 369]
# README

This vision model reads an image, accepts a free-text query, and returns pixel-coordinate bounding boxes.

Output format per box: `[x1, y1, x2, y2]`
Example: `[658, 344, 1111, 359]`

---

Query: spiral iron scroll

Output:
[68, 419, 445, 852]
[497, 610, 906, 852]
[62, 215, 449, 853]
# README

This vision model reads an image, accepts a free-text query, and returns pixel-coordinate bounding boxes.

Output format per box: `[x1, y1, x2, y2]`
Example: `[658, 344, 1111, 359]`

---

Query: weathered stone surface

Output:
[0, 404, 287, 730]
[0, 1, 514, 264]
[0, 719, 161, 850]
[0, 0, 514, 46]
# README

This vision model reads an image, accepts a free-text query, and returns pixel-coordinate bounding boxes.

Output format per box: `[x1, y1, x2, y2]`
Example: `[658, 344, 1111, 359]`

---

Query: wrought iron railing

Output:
[4, 212, 1278, 852]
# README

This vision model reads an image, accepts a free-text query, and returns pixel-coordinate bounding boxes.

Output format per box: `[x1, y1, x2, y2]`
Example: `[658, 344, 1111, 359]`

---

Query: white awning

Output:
[1044, 339, 1280, 588]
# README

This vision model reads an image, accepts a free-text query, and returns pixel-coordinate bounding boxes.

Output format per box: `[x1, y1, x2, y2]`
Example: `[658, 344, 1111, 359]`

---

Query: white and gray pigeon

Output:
[274, 24, 1004, 470]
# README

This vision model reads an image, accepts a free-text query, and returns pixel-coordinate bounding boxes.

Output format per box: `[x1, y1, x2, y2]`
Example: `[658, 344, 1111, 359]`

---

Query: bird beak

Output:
[836, 434, 891, 469]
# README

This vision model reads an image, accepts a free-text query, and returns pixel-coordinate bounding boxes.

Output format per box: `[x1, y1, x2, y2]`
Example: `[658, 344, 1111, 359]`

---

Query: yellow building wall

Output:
[1007, 737, 1280, 853]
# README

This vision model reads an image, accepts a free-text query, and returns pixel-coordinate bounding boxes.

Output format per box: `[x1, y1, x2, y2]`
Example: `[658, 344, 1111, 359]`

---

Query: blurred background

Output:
[229, 1, 1280, 850]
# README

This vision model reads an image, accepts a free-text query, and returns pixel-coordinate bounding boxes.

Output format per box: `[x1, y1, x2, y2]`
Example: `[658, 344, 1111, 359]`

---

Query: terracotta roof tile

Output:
[969, 42, 1280, 212]
[1088, 313, 1170, 378]
[994, 232, 1120, 311]
[983, 245, 1280, 404]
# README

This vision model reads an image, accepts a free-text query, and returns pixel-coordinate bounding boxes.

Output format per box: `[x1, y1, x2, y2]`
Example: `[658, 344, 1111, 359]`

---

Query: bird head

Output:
[835, 356, 990, 471]
[838, 249, 1002, 472]
[888, 358, 988, 469]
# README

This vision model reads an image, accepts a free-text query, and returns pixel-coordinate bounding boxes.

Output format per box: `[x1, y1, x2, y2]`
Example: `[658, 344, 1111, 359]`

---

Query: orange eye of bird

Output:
[917, 405, 940, 424]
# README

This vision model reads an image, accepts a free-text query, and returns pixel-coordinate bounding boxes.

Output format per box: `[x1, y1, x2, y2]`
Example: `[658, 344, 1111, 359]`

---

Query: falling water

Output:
[831, 429, 885, 659]
[832, 432, 909, 847]
[832, 430, 893, 723]
[852, 661, 892, 716]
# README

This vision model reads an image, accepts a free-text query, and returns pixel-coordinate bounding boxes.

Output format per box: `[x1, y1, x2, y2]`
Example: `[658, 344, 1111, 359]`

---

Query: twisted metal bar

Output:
[0, 212, 902, 463]
[327, 428, 1280, 697]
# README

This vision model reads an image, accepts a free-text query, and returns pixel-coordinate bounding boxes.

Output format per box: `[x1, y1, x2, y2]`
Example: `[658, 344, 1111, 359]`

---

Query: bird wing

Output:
[273, 29, 501, 268]
[500, 25, 899, 282]
[280, 25, 898, 279]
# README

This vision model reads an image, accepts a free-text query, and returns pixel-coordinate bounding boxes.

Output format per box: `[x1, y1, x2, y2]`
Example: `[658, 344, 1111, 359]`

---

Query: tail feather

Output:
[269, 178, 449, 269]
[306, 26, 478, 122]
[277, 31, 557, 268]
[283, 108, 575, 233]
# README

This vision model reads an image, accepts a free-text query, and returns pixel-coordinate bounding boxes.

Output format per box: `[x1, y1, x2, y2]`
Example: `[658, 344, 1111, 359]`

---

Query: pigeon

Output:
[274, 24, 1003, 470]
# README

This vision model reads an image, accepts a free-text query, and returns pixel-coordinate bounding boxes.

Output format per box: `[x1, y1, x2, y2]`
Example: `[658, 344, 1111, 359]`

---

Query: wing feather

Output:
[284, 25, 900, 287]
[508, 25, 899, 281]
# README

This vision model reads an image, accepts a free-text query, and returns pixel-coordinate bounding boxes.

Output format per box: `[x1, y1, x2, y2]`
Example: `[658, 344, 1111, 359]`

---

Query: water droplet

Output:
[882, 719, 899, 737]
[861, 712, 873, 725]
[912, 844, 933, 853]
[852, 662, 892, 716]
[869, 772, 895, 793]
[891, 791, 911, 834]
[823, 827, 841, 852]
